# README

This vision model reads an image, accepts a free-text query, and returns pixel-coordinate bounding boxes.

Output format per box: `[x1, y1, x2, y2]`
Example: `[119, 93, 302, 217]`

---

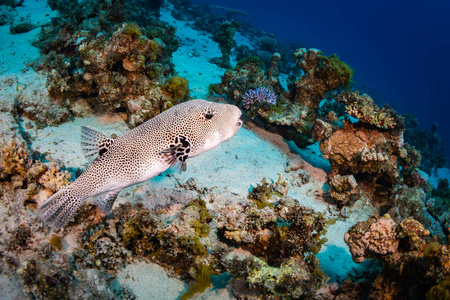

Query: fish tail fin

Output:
[39, 186, 84, 230]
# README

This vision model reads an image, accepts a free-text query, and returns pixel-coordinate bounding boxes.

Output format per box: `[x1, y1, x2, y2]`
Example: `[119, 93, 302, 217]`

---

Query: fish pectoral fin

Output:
[174, 161, 187, 173]
[161, 135, 191, 172]
[160, 143, 182, 165]
[81, 126, 115, 163]
[94, 190, 120, 215]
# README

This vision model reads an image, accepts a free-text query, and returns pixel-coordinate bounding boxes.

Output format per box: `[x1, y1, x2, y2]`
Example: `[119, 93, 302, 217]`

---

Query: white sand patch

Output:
[160, 6, 225, 99]
[0, 275, 28, 300]
[117, 262, 186, 299]
[28, 115, 129, 168]
[0, 0, 56, 75]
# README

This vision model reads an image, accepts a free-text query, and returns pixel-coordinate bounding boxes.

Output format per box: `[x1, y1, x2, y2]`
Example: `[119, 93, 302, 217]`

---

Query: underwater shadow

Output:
[317, 244, 368, 282]
[285, 140, 332, 173]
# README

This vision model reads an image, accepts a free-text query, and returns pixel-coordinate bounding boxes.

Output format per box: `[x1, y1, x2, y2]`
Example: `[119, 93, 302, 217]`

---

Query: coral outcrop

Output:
[345, 215, 450, 300]
[211, 20, 241, 69]
[309, 90, 430, 212]
[34, 0, 188, 127]
[292, 48, 353, 110]
[212, 48, 354, 147]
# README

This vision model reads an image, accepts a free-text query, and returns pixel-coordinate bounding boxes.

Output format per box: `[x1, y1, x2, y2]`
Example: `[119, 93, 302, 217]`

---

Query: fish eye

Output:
[204, 110, 214, 120]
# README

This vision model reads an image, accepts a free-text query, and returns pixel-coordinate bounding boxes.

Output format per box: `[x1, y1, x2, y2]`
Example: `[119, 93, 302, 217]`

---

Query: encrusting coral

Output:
[345, 215, 450, 299]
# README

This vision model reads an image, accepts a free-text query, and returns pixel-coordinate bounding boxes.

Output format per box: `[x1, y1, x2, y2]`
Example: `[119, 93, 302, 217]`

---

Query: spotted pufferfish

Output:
[39, 99, 243, 229]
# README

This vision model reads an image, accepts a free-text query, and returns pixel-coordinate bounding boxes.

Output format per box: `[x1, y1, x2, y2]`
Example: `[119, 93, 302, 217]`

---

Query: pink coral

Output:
[345, 215, 398, 263]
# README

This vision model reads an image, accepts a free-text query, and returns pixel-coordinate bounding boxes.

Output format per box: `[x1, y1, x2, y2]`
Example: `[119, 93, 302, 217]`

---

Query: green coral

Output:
[163, 75, 190, 103]
[180, 264, 214, 300]
[122, 22, 143, 38]
[122, 217, 142, 243]
[317, 54, 354, 89]
[187, 198, 212, 238]
[427, 275, 450, 300]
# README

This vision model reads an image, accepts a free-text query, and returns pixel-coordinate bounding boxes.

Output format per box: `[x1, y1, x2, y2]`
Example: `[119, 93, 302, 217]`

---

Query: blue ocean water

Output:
[192, 0, 450, 162]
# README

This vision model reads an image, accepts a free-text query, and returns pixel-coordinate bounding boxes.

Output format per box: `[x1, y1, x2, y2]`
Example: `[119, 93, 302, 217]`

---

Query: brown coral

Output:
[336, 91, 402, 130]
[38, 163, 71, 192]
[0, 140, 29, 180]
[292, 48, 353, 110]
[316, 119, 406, 206]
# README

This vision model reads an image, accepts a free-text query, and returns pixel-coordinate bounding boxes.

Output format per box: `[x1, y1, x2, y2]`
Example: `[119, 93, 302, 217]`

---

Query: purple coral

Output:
[242, 87, 277, 109]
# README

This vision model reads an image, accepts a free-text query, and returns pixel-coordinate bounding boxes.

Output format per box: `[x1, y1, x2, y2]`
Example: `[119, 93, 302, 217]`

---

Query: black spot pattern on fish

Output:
[170, 135, 190, 163]
[99, 139, 114, 157]
[39, 100, 242, 229]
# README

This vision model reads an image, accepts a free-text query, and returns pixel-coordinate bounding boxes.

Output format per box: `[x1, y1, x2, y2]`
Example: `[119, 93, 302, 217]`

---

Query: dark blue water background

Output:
[191, 0, 450, 161]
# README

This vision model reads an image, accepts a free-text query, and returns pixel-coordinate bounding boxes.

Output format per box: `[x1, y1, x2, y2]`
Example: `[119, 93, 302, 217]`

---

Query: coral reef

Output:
[312, 119, 405, 206]
[210, 55, 268, 101]
[292, 48, 353, 110]
[0, 139, 73, 206]
[345, 215, 401, 263]
[345, 215, 450, 300]
[310, 90, 429, 213]
[328, 174, 358, 205]
[307, 89, 446, 246]
[212, 48, 355, 148]
[34, 0, 187, 126]
[336, 91, 402, 131]
[1, 159, 333, 299]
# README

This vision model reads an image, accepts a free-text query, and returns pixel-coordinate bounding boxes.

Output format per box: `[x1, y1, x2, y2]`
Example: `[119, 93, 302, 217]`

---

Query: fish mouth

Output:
[238, 119, 243, 127]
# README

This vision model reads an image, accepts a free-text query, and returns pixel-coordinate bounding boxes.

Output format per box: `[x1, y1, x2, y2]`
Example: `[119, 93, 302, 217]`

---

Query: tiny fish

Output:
[39, 99, 243, 229]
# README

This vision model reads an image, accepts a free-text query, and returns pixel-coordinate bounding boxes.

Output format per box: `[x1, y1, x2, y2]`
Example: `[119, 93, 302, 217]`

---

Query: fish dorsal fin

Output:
[81, 126, 115, 162]
[160, 135, 191, 172]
